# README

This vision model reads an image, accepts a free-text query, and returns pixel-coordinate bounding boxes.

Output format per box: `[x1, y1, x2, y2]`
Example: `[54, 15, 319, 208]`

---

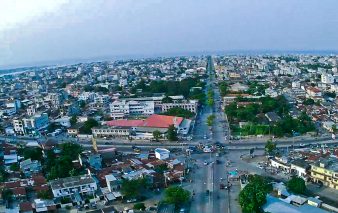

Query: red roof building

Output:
[106, 114, 183, 129]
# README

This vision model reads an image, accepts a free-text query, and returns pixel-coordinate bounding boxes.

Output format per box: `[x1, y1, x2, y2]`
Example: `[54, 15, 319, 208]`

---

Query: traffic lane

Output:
[190, 154, 214, 213]
[213, 155, 229, 213]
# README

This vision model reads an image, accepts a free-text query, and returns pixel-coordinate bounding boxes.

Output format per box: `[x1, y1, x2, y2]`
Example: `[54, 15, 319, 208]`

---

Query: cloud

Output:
[0, 0, 70, 33]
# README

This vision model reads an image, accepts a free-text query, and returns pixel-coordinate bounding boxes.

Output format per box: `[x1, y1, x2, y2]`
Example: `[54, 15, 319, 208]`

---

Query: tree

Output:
[207, 115, 215, 126]
[23, 147, 43, 161]
[133, 203, 146, 211]
[167, 125, 178, 141]
[265, 139, 276, 155]
[239, 175, 272, 213]
[10, 163, 19, 171]
[79, 118, 99, 134]
[37, 190, 53, 199]
[287, 177, 306, 194]
[70, 115, 77, 126]
[0, 167, 8, 182]
[153, 130, 161, 141]
[121, 178, 148, 199]
[162, 107, 195, 118]
[164, 186, 191, 208]
[2, 189, 13, 205]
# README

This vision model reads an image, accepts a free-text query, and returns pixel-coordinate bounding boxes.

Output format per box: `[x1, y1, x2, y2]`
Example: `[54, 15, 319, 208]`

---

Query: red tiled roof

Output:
[32, 175, 47, 186]
[5, 181, 21, 188]
[20, 202, 33, 212]
[106, 114, 184, 128]
[142, 114, 183, 128]
[12, 187, 26, 196]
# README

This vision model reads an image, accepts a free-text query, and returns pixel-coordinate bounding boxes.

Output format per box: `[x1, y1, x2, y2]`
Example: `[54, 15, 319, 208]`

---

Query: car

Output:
[216, 153, 220, 157]
[220, 183, 225, 189]
[216, 159, 221, 164]
[204, 161, 208, 165]
[206, 190, 210, 196]
[179, 208, 188, 213]
[126, 198, 137, 203]
[203, 134, 207, 139]
[104, 142, 110, 145]
[132, 146, 141, 153]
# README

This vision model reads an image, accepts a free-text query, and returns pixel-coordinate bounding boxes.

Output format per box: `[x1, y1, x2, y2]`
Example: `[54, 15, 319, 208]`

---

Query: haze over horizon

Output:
[1, 0, 338, 69]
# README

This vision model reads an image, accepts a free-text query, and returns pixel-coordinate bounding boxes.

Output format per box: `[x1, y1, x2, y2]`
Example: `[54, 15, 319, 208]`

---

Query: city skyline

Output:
[1, 0, 338, 68]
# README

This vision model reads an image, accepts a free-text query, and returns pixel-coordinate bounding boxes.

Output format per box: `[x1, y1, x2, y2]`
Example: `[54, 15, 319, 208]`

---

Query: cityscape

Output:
[1, 1, 338, 213]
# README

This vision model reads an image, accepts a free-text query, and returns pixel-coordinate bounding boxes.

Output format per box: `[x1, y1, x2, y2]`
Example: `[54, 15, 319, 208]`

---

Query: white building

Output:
[160, 100, 198, 113]
[110, 100, 155, 118]
[78, 92, 96, 102]
[94, 94, 110, 105]
[155, 148, 170, 160]
[321, 73, 334, 84]
[50, 175, 97, 198]
[22, 113, 49, 131]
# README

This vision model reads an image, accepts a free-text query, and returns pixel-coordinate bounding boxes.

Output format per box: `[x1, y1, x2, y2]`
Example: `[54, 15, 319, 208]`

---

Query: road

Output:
[189, 56, 238, 213]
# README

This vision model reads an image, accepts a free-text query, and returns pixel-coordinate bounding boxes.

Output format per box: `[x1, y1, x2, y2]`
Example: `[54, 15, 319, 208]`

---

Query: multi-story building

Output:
[310, 158, 338, 189]
[159, 100, 198, 113]
[13, 119, 25, 135]
[92, 126, 131, 138]
[22, 113, 49, 131]
[50, 175, 97, 198]
[110, 100, 155, 118]
[78, 92, 96, 102]
[321, 73, 334, 84]
[94, 94, 110, 105]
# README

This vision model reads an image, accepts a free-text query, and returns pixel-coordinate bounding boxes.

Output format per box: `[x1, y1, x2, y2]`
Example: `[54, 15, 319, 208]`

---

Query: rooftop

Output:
[49, 175, 95, 190]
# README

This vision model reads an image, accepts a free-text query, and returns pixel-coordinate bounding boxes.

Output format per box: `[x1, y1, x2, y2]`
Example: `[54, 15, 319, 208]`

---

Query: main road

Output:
[190, 56, 235, 213]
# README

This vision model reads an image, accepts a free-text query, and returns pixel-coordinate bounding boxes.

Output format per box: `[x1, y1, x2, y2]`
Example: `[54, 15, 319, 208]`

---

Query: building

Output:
[104, 114, 191, 139]
[49, 175, 97, 198]
[155, 148, 170, 160]
[13, 118, 25, 135]
[159, 100, 198, 113]
[110, 100, 155, 118]
[306, 87, 322, 98]
[22, 113, 49, 131]
[321, 74, 334, 84]
[92, 126, 131, 138]
[310, 158, 338, 189]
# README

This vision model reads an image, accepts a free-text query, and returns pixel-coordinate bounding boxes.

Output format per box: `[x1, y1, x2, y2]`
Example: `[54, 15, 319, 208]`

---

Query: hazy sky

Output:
[1, 0, 338, 68]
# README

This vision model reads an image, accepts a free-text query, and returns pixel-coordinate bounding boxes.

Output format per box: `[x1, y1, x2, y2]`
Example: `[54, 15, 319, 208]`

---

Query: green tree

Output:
[23, 147, 43, 161]
[167, 125, 178, 141]
[239, 175, 272, 213]
[79, 118, 99, 134]
[70, 115, 77, 126]
[265, 139, 276, 155]
[10, 163, 19, 171]
[133, 203, 146, 211]
[162, 107, 195, 118]
[164, 186, 191, 208]
[2, 189, 13, 204]
[153, 130, 162, 141]
[37, 190, 53, 199]
[121, 178, 148, 199]
[287, 177, 306, 194]
[207, 115, 215, 126]
[0, 167, 9, 182]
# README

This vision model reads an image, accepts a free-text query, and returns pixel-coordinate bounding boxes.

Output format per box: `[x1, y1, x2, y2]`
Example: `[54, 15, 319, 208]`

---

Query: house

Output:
[33, 199, 56, 213]
[265, 112, 281, 123]
[270, 157, 290, 172]
[67, 123, 84, 136]
[310, 158, 338, 189]
[20, 158, 42, 177]
[19, 202, 33, 213]
[154, 148, 170, 160]
[105, 174, 119, 192]
[290, 159, 310, 179]
[49, 175, 98, 198]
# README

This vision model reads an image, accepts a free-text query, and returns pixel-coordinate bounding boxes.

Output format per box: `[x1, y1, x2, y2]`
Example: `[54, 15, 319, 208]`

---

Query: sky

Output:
[1, 0, 338, 68]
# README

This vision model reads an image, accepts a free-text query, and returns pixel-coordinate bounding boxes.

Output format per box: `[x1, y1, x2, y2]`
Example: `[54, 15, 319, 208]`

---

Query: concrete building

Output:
[159, 100, 198, 113]
[50, 175, 97, 198]
[155, 148, 170, 160]
[321, 74, 334, 84]
[110, 100, 155, 118]
[310, 158, 338, 189]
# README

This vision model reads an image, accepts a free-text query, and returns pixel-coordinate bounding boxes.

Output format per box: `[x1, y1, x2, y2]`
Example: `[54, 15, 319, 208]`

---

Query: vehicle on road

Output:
[220, 183, 225, 189]
[206, 190, 210, 196]
[204, 161, 208, 165]
[132, 146, 141, 153]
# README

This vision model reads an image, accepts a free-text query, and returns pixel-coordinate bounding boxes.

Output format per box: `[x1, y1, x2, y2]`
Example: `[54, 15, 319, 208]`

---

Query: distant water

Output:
[1, 50, 337, 73]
